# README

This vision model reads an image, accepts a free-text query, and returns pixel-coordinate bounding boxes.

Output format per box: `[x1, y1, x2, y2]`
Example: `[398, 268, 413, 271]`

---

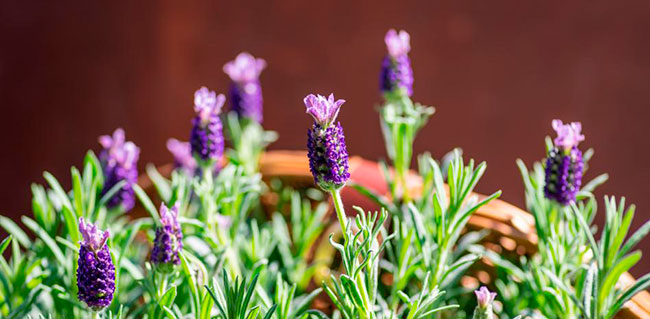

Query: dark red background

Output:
[1, 1, 649, 274]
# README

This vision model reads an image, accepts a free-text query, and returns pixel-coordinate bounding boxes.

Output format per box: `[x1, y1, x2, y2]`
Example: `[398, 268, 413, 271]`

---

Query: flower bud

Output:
[472, 286, 497, 319]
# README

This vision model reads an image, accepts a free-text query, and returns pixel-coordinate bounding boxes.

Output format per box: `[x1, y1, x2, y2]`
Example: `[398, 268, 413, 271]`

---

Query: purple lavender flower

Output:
[190, 87, 225, 165]
[223, 52, 266, 123]
[150, 203, 183, 273]
[98, 128, 140, 211]
[304, 93, 350, 190]
[167, 138, 197, 174]
[472, 286, 496, 319]
[77, 217, 115, 311]
[544, 119, 585, 205]
[380, 29, 414, 97]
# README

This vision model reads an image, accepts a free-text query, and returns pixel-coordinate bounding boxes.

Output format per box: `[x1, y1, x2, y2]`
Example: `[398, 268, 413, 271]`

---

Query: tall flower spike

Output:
[77, 218, 115, 311]
[380, 29, 414, 97]
[305, 93, 350, 190]
[544, 119, 585, 205]
[472, 286, 496, 319]
[190, 87, 225, 165]
[98, 128, 140, 211]
[224, 52, 266, 123]
[167, 138, 197, 174]
[150, 203, 183, 273]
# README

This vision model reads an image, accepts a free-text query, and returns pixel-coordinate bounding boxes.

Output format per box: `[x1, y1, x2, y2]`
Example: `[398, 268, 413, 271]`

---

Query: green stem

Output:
[330, 189, 348, 239]
[157, 272, 168, 297]
[92, 311, 100, 319]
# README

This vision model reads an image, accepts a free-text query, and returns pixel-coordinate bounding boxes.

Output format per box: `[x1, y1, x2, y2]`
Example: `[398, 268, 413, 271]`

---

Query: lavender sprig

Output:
[380, 29, 414, 97]
[224, 52, 266, 123]
[98, 128, 140, 211]
[150, 203, 183, 273]
[190, 86, 225, 169]
[77, 217, 115, 311]
[375, 29, 434, 205]
[544, 119, 585, 205]
[304, 93, 350, 236]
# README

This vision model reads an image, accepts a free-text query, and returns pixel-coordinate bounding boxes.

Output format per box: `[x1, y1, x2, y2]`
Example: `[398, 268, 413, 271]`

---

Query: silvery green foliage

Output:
[355, 149, 500, 310]
[378, 93, 434, 204]
[322, 208, 457, 319]
[225, 111, 278, 175]
[272, 274, 322, 319]
[205, 271, 276, 319]
[545, 197, 650, 319]
[272, 191, 329, 290]
[356, 80, 498, 310]
[408, 152, 501, 292]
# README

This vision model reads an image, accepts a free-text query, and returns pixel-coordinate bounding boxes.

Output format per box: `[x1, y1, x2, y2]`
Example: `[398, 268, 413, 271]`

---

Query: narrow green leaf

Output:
[22, 216, 65, 265]
[147, 164, 172, 203]
[599, 252, 641, 307]
[43, 171, 73, 211]
[0, 216, 29, 247]
[71, 167, 84, 217]
[619, 220, 650, 259]
[0, 235, 11, 255]
[133, 184, 160, 223]
[98, 180, 127, 210]
[61, 204, 80, 244]
[607, 273, 650, 318]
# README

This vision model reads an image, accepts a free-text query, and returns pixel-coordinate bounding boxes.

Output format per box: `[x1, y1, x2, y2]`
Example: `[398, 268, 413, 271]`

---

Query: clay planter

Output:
[138, 150, 650, 319]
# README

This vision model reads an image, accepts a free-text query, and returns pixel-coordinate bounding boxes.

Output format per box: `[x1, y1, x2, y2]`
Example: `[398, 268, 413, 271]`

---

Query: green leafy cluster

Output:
[481, 140, 650, 319]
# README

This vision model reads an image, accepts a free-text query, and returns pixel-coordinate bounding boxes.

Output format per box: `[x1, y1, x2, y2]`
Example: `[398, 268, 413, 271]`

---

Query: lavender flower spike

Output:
[99, 128, 140, 211]
[167, 138, 197, 174]
[305, 93, 350, 190]
[544, 119, 585, 205]
[190, 87, 225, 165]
[77, 217, 115, 311]
[150, 203, 183, 273]
[224, 52, 266, 123]
[472, 286, 496, 319]
[380, 29, 414, 97]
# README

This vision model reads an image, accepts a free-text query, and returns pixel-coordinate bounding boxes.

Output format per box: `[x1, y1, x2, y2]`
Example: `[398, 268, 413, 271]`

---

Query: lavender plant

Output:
[224, 52, 278, 175]
[1, 38, 649, 319]
[478, 120, 650, 319]
[353, 29, 500, 312]
[375, 29, 435, 205]
[304, 93, 350, 234]
[191, 86, 226, 168]
[407, 152, 501, 293]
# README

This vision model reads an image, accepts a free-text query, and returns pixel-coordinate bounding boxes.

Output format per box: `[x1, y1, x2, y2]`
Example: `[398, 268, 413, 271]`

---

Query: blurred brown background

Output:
[1, 1, 649, 274]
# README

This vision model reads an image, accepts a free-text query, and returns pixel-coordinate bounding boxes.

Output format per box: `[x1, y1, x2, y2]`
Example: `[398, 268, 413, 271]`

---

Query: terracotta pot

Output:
[136, 150, 650, 319]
